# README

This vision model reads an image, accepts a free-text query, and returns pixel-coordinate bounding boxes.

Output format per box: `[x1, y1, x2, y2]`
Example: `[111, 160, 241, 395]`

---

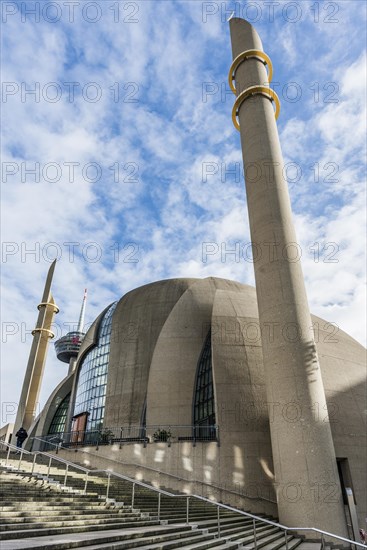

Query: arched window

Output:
[72, 302, 117, 432]
[48, 393, 70, 435]
[193, 330, 216, 437]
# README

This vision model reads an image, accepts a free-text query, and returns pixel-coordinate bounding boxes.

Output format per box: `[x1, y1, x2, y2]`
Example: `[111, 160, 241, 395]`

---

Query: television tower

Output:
[54, 289, 87, 375]
[13, 260, 59, 436]
[228, 18, 347, 534]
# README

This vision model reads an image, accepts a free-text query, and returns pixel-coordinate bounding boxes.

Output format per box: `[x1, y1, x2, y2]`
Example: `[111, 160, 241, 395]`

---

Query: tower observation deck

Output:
[55, 289, 87, 372]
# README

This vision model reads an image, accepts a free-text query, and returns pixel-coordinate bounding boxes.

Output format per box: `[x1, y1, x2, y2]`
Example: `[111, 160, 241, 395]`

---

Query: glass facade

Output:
[48, 393, 70, 435]
[193, 330, 215, 427]
[73, 302, 117, 431]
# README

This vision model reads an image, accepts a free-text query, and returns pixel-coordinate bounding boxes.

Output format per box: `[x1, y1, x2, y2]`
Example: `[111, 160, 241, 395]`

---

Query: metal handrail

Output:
[90, 469, 185, 498]
[1, 441, 90, 473]
[5, 443, 31, 455]
[1, 440, 179, 497]
[38, 424, 220, 448]
[33, 451, 90, 473]
[0, 441, 91, 488]
[1, 440, 365, 548]
[32, 435, 276, 504]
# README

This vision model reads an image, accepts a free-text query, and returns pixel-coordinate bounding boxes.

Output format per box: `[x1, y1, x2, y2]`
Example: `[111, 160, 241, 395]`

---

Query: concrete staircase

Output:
[0, 450, 305, 550]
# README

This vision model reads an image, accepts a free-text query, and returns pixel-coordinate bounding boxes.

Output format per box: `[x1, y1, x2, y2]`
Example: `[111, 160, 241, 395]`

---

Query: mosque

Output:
[10, 17, 366, 541]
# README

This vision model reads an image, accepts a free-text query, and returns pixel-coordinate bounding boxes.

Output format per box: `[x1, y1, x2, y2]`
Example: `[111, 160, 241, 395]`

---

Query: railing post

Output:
[64, 464, 68, 487]
[5, 445, 11, 466]
[132, 482, 135, 509]
[119, 427, 123, 450]
[186, 497, 190, 524]
[84, 472, 89, 494]
[158, 492, 161, 521]
[18, 449, 24, 471]
[253, 518, 257, 550]
[321, 533, 325, 550]
[31, 454, 37, 475]
[106, 473, 111, 499]
[285, 529, 288, 550]
[47, 456, 52, 481]
[217, 505, 220, 538]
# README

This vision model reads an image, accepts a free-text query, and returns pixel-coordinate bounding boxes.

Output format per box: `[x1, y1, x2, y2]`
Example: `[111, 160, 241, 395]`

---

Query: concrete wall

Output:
[316, 317, 366, 527]
[212, 289, 275, 504]
[56, 441, 278, 517]
[0, 423, 14, 443]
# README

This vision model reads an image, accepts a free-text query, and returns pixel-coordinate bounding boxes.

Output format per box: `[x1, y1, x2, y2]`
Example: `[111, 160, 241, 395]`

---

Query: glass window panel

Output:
[48, 394, 70, 435]
[73, 303, 117, 431]
[193, 330, 216, 427]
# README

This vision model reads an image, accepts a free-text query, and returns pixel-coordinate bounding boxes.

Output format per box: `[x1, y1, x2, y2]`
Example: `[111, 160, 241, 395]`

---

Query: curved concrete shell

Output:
[35, 277, 366, 528]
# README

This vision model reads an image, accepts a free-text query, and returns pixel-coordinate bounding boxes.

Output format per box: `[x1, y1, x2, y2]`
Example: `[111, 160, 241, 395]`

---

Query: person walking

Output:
[15, 427, 28, 451]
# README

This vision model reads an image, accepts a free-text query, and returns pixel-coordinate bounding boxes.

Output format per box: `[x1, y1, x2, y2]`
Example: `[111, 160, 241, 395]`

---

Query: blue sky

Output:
[1, 0, 366, 425]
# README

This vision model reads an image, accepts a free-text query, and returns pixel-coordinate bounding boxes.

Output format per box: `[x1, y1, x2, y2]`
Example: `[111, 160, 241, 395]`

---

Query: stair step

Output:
[258, 536, 303, 550]
[119, 535, 233, 550]
[0, 511, 138, 520]
[0, 515, 163, 531]
[0, 502, 121, 512]
[0, 460, 302, 550]
[233, 530, 285, 547]
[0, 524, 196, 550]
[64, 530, 222, 549]
[0, 520, 162, 540]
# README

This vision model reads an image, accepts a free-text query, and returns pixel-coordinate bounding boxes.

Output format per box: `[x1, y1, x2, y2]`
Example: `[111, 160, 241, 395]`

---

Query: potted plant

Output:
[98, 428, 115, 445]
[153, 429, 172, 442]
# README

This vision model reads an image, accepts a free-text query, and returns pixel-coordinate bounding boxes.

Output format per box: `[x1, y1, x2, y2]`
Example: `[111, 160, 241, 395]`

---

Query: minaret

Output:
[13, 260, 59, 437]
[54, 289, 87, 375]
[228, 19, 347, 534]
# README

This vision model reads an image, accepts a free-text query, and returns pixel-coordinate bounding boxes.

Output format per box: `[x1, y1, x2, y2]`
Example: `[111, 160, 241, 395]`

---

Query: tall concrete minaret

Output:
[13, 260, 59, 437]
[54, 289, 87, 375]
[228, 18, 347, 534]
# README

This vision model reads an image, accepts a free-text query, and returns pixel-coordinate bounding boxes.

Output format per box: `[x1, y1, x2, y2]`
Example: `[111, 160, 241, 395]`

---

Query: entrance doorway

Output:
[71, 412, 89, 444]
[337, 458, 359, 542]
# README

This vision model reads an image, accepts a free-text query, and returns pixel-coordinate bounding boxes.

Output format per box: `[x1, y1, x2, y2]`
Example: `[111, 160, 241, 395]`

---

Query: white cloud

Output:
[1, 1, 365, 426]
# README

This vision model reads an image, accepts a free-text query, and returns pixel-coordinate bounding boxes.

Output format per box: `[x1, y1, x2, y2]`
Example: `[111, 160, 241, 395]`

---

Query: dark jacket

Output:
[15, 428, 28, 441]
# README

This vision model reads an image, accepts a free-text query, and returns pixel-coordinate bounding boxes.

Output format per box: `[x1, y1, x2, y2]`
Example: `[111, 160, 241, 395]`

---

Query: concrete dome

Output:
[104, 277, 257, 428]
[36, 277, 366, 524]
